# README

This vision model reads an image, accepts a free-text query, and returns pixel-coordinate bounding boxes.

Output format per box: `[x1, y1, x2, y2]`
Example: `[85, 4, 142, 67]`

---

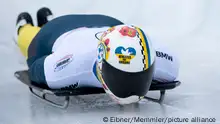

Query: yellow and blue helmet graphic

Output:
[115, 46, 136, 64]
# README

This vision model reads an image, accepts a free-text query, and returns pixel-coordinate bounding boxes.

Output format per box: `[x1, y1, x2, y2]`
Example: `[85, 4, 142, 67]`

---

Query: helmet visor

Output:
[101, 60, 155, 98]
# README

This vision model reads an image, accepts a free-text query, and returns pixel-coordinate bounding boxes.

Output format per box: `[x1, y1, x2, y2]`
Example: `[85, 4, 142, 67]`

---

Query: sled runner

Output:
[144, 80, 181, 103]
[15, 70, 181, 108]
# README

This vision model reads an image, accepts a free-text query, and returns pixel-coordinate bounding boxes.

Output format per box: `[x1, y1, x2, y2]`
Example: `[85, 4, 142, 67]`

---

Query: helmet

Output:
[96, 25, 155, 104]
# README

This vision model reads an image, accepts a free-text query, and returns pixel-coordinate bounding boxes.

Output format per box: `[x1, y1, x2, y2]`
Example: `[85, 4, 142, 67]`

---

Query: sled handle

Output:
[29, 87, 70, 109]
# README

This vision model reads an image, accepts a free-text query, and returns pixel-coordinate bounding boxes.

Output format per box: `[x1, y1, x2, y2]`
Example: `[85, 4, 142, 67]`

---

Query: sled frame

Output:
[15, 70, 181, 108]
[144, 80, 181, 103]
[29, 87, 70, 109]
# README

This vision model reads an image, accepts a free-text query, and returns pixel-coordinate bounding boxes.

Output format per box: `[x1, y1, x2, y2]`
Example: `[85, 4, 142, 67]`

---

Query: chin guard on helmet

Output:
[95, 59, 155, 104]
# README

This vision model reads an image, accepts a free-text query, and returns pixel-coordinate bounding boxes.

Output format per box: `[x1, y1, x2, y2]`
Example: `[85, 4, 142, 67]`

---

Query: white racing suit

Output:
[25, 15, 179, 89]
[44, 27, 179, 89]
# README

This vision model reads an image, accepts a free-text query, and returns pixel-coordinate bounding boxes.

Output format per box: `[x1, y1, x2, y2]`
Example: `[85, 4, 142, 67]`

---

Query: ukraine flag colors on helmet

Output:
[135, 27, 151, 70]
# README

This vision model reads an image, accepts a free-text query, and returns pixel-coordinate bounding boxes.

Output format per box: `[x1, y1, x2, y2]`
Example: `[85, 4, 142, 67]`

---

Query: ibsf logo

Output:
[54, 54, 73, 72]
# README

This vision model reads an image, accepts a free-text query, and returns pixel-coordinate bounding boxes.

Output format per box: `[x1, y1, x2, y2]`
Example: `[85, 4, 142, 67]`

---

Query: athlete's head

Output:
[96, 25, 155, 104]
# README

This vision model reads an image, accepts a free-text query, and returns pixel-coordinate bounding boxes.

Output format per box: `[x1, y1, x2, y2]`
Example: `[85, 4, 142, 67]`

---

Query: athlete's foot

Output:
[37, 7, 53, 27]
[14, 12, 34, 43]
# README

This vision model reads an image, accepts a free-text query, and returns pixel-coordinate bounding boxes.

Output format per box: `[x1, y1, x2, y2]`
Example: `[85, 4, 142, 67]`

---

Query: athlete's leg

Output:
[15, 12, 41, 59]
[17, 7, 53, 59]
[17, 24, 41, 58]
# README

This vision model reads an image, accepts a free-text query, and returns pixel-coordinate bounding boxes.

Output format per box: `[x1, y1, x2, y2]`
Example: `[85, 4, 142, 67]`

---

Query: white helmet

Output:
[96, 25, 155, 104]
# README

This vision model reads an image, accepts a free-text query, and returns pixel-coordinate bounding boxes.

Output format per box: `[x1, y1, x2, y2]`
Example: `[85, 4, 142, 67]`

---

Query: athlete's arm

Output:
[153, 45, 180, 82]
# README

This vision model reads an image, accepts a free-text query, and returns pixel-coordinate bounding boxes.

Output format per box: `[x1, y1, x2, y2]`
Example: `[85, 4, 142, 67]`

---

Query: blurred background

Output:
[0, 0, 220, 124]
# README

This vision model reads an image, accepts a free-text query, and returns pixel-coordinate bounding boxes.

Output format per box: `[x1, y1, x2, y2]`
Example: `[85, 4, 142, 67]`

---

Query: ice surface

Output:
[1, 0, 220, 124]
